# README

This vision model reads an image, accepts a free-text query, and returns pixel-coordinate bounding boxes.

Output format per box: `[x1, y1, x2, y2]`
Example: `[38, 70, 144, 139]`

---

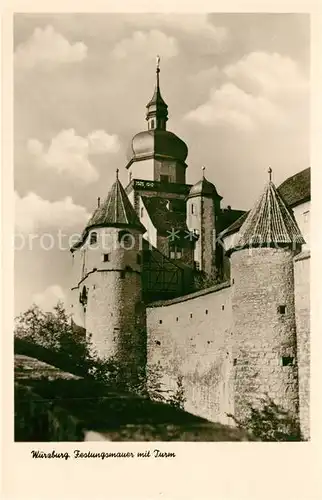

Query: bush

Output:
[227, 397, 302, 441]
[14, 302, 185, 409]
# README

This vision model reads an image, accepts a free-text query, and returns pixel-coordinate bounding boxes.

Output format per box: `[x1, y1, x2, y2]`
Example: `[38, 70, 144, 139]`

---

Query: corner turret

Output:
[230, 169, 305, 422]
[70, 170, 146, 375]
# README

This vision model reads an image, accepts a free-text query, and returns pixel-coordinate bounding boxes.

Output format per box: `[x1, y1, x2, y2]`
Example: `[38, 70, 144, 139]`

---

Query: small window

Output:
[160, 175, 169, 184]
[90, 232, 97, 245]
[151, 119, 155, 129]
[233, 358, 237, 366]
[137, 254, 141, 265]
[155, 340, 161, 346]
[159, 320, 162, 324]
[190, 313, 193, 319]
[119, 231, 134, 248]
[232, 278, 235, 284]
[205, 309, 208, 315]
[282, 356, 294, 366]
[222, 305, 225, 310]
[140, 207, 144, 218]
[120, 270, 125, 279]
[191, 204, 194, 215]
[278, 305, 286, 315]
[169, 245, 182, 260]
[102, 253, 110, 262]
[176, 317, 179, 322]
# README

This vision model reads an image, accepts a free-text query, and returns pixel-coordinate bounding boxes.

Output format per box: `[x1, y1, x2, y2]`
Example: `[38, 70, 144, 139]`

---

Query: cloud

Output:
[125, 14, 229, 53]
[111, 29, 179, 60]
[223, 51, 308, 96]
[32, 285, 66, 311]
[15, 25, 87, 70]
[185, 51, 308, 131]
[15, 191, 90, 233]
[27, 129, 120, 184]
[185, 83, 283, 131]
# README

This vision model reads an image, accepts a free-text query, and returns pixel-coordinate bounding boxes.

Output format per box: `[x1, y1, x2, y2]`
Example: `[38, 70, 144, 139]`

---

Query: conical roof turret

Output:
[230, 169, 305, 253]
[86, 169, 145, 232]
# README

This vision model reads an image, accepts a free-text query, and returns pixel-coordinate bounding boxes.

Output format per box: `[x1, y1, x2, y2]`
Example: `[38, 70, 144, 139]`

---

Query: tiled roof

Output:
[188, 176, 222, 200]
[141, 196, 190, 237]
[220, 168, 311, 237]
[71, 175, 145, 250]
[278, 167, 310, 207]
[86, 176, 145, 232]
[217, 209, 246, 234]
[230, 181, 305, 252]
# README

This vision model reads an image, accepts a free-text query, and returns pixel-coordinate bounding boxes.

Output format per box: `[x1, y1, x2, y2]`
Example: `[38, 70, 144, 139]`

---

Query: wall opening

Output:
[159, 320, 163, 324]
[90, 231, 97, 245]
[278, 305, 286, 314]
[281, 356, 294, 366]
[102, 253, 110, 262]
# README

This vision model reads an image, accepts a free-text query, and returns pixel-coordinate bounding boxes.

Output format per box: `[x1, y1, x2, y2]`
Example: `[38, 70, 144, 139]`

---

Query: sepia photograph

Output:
[13, 12, 310, 443]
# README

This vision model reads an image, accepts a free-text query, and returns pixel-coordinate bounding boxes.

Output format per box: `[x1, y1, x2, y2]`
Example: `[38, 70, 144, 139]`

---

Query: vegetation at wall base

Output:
[227, 397, 303, 441]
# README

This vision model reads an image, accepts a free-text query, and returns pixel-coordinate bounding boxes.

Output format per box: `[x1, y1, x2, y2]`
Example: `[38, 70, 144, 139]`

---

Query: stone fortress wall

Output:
[146, 252, 310, 436]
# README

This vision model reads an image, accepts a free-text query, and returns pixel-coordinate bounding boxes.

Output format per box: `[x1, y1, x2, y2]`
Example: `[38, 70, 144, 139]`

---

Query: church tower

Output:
[126, 56, 188, 188]
[229, 169, 305, 422]
[186, 167, 222, 275]
[70, 170, 146, 375]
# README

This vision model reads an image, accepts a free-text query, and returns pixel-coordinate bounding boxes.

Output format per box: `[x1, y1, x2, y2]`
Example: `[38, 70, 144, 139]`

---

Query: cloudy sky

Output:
[14, 13, 310, 314]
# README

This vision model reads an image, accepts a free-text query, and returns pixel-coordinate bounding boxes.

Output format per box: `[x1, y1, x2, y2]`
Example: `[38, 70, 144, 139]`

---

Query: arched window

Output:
[90, 231, 97, 245]
[151, 119, 155, 129]
[118, 230, 134, 249]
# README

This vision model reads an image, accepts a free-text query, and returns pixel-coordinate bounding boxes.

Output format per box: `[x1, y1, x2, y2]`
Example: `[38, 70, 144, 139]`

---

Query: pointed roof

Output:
[187, 167, 222, 200]
[71, 171, 145, 251]
[86, 170, 145, 232]
[146, 55, 168, 124]
[230, 178, 305, 253]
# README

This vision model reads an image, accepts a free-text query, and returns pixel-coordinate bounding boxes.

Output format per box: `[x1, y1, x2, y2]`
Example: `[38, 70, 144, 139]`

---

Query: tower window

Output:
[140, 207, 144, 218]
[278, 305, 286, 315]
[90, 231, 97, 245]
[160, 175, 169, 184]
[169, 245, 182, 260]
[102, 253, 110, 262]
[159, 320, 162, 324]
[191, 204, 194, 215]
[119, 230, 134, 249]
[151, 119, 155, 129]
[281, 356, 294, 366]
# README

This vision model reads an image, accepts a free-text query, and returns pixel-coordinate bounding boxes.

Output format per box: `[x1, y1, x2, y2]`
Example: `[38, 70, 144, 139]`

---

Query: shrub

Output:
[227, 397, 302, 441]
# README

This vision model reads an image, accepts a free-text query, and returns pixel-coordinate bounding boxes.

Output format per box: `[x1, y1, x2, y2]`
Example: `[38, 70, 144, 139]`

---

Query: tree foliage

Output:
[14, 302, 186, 409]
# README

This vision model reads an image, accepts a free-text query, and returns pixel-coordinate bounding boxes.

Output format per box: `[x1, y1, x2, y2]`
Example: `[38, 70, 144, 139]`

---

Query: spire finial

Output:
[116, 168, 119, 180]
[202, 166, 206, 178]
[268, 166, 272, 182]
[156, 54, 160, 73]
[97, 197, 100, 208]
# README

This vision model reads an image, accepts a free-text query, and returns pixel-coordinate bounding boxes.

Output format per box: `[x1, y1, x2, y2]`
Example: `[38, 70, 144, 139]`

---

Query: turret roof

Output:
[71, 171, 145, 251]
[230, 179, 305, 252]
[86, 171, 145, 232]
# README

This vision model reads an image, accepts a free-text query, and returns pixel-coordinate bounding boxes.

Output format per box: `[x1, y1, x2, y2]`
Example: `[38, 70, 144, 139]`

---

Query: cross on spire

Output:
[268, 166, 272, 182]
[116, 168, 119, 180]
[202, 166, 206, 178]
[156, 54, 160, 73]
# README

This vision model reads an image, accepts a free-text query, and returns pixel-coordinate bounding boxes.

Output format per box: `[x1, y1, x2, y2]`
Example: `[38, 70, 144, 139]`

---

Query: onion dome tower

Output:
[186, 167, 222, 275]
[70, 170, 146, 374]
[126, 56, 188, 185]
[230, 168, 305, 422]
